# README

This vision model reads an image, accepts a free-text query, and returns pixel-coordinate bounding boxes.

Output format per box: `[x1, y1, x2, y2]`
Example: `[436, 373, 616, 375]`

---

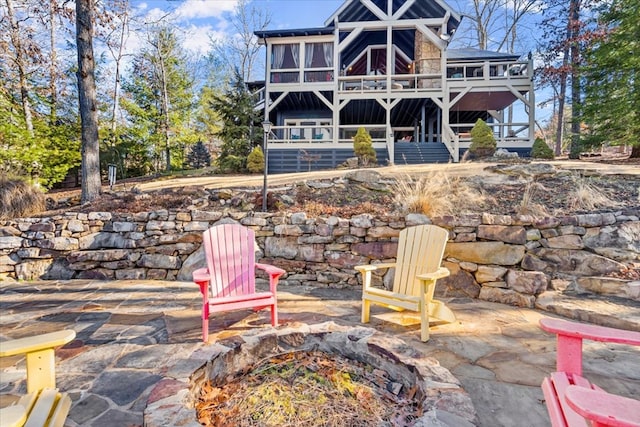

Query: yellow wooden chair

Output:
[0, 330, 76, 427]
[356, 224, 454, 342]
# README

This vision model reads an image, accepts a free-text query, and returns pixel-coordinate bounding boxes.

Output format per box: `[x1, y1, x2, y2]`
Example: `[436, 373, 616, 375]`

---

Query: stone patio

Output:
[1, 279, 639, 426]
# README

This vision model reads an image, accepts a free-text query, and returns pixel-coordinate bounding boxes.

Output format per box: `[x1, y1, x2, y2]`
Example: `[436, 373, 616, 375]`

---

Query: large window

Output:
[271, 41, 334, 84]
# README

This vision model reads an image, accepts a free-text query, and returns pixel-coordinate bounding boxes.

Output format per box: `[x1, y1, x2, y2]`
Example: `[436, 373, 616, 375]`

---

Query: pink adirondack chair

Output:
[540, 318, 640, 427]
[193, 224, 285, 342]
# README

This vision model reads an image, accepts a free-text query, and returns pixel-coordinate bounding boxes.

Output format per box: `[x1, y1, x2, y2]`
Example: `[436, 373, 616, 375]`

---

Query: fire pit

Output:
[144, 322, 477, 426]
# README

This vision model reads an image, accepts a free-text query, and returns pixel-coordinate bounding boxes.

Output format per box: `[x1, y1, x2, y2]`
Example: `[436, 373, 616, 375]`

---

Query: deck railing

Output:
[266, 124, 387, 145]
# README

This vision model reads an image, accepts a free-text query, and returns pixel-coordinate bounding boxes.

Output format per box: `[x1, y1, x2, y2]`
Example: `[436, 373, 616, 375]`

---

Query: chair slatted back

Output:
[392, 225, 449, 297]
[202, 224, 256, 298]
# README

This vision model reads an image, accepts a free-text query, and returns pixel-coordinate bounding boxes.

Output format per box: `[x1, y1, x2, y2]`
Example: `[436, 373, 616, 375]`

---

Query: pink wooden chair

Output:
[540, 318, 640, 427]
[193, 224, 285, 342]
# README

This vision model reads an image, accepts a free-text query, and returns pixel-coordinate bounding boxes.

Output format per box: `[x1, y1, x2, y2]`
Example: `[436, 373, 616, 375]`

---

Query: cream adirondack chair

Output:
[0, 329, 75, 427]
[356, 224, 454, 342]
[193, 224, 286, 342]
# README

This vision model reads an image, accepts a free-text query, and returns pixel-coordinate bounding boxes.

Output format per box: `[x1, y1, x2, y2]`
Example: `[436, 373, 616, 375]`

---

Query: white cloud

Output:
[179, 24, 225, 54]
[174, 0, 237, 21]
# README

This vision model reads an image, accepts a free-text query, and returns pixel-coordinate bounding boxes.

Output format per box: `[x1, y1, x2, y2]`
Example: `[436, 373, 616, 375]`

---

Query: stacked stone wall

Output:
[1, 209, 638, 307]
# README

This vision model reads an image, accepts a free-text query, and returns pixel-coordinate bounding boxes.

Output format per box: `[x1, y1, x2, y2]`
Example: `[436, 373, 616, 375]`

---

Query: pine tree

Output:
[208, 69, 260, 172]
[186, 141, 212, 169]
[580, 0, 640, 158]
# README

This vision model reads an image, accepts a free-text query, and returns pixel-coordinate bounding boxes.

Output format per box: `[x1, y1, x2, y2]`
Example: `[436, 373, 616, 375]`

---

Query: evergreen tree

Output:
[530, 137, 555, 159]
[121, 27, 199, 175]
[580, 0, 640, 158]
[469, 119, 497, 158]
[246, 146, 264, 173]
[186, 141, 212, 169]
[353, 127, 377, 166]
[208, 69, 260, 172]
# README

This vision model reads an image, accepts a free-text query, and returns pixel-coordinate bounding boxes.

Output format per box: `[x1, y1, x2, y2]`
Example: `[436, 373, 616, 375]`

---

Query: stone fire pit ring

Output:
[144, 322, 477, 426]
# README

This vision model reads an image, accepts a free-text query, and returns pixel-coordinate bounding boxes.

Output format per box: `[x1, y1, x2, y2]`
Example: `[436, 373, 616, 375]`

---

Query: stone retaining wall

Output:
[1, 209, 638, 307]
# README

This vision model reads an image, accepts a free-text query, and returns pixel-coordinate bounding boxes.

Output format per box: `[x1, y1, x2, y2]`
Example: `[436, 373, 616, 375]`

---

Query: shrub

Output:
[217, 155, 245, 173]
[530, 137, 555, 159]
[185, 140, 212, 169]
[247, 146, 265, 173]
[353, 127, 377, 166]
[0, 177, 46, 220]
[469, 119, 496, 158]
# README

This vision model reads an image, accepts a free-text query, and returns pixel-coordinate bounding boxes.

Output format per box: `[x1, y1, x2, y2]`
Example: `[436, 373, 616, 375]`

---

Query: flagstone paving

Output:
[1, 280, 639, 426]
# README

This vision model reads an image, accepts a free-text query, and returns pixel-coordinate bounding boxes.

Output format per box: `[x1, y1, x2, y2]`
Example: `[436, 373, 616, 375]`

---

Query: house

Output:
[254, 0, 535, 173]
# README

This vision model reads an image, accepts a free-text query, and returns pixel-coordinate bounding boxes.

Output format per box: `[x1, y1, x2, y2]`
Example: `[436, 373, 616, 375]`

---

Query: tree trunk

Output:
[49, 0, 58, 123]
[158, 51, 171, 172]
[631, 145, 640, 159]
[5, 0, 34, 136]
[76, 0, 101, 203]
[568, 0, 581, 159]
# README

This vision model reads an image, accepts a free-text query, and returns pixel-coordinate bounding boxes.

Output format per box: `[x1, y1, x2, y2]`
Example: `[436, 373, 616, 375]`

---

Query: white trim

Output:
[361, 0, 389, 21]
[392, 0, 416, 20]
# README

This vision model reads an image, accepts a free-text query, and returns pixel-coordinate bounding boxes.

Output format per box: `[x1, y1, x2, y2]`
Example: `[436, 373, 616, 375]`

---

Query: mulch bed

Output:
[195, 350, 422, 427]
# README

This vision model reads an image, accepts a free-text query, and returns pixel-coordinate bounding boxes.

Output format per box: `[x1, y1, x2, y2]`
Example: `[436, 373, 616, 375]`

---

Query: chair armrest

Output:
[192, 267, 210, 283]
[565, 386, 640, 427]
[256, 263, 285, 294]
[255, 263, 286, 277]
[416, 267, 450, 281]
[0, 330, 76, 358]
[0, 404, 28, 427]
[540, 318, 640, 376]
[539, 318, 640, 346]
[355, 263, 396, 273]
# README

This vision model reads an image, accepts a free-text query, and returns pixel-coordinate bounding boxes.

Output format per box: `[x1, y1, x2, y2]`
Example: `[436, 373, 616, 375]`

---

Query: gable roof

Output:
[324, 0, 461, 29]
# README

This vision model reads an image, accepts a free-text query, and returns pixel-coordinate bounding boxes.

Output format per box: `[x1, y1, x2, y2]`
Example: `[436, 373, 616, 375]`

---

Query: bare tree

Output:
[211, 0, 271, 82]
[3, 0, 36, 136]
[103, 0, 131, 148]
[76, 0, 101, 203]
[453, 0, 542, 52]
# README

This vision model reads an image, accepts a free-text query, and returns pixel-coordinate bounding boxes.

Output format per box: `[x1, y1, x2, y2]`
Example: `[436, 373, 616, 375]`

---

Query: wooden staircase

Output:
[393, 142, 452, 164]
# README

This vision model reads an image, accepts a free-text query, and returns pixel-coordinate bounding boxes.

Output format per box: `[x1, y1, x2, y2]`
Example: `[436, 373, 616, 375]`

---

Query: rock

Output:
[521, 248, 625, 276]
[583, 221, 640, 261]
[352, 241, 398, 259]
[494, 148, 519, 158]
[475, 266, 507, 283]
[137, 254, 181, 269]
[479, 287, 535, 307]
[543, 235, 584, 250]
[477, 225, 526, 244]
[445, 242, 525, 265]
[345, 169, 382, 184]
[487, 163, 557, 178]
[506, 270, 548, 295]
[438, 261, 481, 298]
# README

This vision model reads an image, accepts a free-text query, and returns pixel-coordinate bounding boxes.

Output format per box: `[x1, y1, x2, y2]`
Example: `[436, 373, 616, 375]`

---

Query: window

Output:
[305, 42, 333, 68]
[272, 44, 299, 70]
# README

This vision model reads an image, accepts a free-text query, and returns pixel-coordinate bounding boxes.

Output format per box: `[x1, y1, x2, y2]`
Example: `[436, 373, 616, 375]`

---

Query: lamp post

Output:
[261, 120, 272, 212]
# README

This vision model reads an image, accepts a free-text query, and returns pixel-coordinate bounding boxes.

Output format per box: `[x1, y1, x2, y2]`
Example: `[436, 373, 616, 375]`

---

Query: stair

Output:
[394, 142, 452, 164]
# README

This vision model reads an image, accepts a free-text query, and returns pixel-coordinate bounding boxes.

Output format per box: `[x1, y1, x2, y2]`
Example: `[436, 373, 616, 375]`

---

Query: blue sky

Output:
[133, 0, 344, 54]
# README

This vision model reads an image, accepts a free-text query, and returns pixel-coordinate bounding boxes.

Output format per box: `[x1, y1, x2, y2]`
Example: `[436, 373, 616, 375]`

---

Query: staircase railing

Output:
[442, 124, 459, 162]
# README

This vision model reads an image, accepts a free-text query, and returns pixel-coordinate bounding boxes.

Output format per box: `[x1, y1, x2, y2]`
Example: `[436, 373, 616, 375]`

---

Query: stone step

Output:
[575, 277, 640, 301]
[535, 290, 640, 332]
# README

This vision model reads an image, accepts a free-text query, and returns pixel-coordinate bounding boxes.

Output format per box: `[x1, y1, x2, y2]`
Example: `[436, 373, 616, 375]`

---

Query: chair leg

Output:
[271, 303, 278, 326]
[362, 299, 371, 323]
[202, 306, 209, 343]
[420, 306, 430, 342]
